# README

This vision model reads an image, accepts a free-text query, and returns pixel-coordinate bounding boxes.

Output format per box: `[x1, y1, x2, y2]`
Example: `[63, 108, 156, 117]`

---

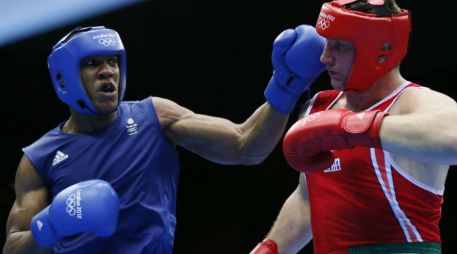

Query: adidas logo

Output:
[356, 112, 366, 119]
[52, 150, 69, 166]
[324, 158, 341, 173]
[37, 220, 44, 231]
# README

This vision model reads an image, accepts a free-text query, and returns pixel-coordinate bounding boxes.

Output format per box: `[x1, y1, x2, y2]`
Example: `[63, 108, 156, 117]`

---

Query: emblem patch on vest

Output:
[126, 117, 138, 135]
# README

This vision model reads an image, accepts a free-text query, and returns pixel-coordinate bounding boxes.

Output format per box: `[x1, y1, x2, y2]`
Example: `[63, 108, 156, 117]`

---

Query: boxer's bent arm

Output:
[3, 155, 51, 254]
[266, 174, 312, 254]
[380, 88, 457, 165]
[153, 97, 289, 165]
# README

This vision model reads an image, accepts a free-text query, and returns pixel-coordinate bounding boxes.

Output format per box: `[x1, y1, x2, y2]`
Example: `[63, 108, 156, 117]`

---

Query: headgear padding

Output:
[316, 0, 411, 92]
[48, 26, 127, 115]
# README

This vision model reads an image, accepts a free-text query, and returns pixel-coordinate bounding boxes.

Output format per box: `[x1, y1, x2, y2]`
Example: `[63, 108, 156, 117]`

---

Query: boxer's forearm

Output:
[169, 102, 289, 165]
[266, 184, 312, 254]
[3, 231, 51, 254]
[235, 102, 289, 163]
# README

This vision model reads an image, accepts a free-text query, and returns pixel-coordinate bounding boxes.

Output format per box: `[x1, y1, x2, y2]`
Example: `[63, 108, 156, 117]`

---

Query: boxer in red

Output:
[251, 0, 457, 253]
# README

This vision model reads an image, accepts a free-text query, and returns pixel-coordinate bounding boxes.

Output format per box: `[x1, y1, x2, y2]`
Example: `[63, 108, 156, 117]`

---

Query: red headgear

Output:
[315, 0, 411, 92]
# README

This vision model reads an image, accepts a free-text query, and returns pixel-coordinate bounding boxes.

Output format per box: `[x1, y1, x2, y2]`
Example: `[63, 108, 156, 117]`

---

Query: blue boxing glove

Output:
[265, 25, 325, 113]
[30, 179, 120, 248]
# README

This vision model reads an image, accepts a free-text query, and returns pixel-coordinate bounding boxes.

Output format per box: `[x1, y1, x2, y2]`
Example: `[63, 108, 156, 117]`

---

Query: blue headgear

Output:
[48, 26, 127, 115]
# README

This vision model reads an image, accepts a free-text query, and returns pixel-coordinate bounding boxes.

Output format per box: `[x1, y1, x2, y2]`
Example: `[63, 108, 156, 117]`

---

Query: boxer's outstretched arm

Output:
[380, 87, 457, 165]
[251, 174, 312, 254]
[153, 25, 324, 165]
[3, 156, 51, 254]
[154, 97, 289, 165]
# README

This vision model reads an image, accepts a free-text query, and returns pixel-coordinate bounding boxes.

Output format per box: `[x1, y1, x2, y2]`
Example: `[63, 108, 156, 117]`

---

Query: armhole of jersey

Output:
[385, 84, 431, 113]
[21, 149, 51, 187]
[366, 81, 411, 112]
[302, 93, 319, 118]
[145, 96, 160, 127]
[148, 97, 178, 151]
[301, 91, 343, 118]
[384, 152, 445, 195]
[326, 92, 343, 111]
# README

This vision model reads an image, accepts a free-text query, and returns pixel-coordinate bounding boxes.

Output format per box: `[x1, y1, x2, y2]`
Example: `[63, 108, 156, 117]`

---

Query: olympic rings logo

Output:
[317, 19, 330, 30]
[65, 189, 83, 218]
[98, 38, 116, 47]
[66, 193, 77, 216]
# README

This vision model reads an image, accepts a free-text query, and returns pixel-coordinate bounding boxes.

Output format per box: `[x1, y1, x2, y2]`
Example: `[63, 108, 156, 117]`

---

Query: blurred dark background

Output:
[1, 0, 455, 253]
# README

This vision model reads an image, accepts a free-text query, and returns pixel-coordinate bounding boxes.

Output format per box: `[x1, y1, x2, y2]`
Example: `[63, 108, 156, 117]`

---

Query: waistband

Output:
[349, 242, 441, 254]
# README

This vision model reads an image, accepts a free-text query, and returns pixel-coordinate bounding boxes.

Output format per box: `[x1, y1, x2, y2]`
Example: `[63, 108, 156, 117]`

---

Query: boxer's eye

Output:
[82, 59, 99, 67]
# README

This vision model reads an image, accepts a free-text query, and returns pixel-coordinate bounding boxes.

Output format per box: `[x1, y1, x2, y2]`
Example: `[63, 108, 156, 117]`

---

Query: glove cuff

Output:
[264, 77, 300, 114]
[343, 110, 387, 148]
[250, 238, 279, 254]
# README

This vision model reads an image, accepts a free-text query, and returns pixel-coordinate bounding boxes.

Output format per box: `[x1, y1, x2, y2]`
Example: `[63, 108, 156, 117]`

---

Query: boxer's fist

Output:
[265, 25, 325, 113]
[250, 238, 279, 254]
[283, 109, 386, 172]
[30, 179, 120, 248]
[285, 25, 327, 80]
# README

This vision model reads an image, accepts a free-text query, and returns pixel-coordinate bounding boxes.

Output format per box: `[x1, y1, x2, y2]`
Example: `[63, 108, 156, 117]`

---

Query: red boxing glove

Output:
[283, 109, 387, 173]
[250, 238, 279, 254]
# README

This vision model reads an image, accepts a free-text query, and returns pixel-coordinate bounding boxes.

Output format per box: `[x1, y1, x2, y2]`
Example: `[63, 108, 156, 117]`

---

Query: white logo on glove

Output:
[356, 112, 366, 119]
[37, 220, 44, 231]
[66, 189, 83, 219]
[306, 112, 321, 121]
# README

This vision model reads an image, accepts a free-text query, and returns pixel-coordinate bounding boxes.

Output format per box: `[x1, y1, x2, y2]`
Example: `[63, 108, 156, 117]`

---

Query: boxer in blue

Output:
[3, 25, 325, 254]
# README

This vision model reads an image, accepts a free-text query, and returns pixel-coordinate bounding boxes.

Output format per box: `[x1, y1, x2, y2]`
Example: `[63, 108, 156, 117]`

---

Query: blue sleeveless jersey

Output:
[23, 97, 180, 254]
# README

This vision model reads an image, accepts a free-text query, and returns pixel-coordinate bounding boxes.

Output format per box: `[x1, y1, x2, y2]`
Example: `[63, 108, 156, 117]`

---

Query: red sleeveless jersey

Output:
[303, 82, 443, 254]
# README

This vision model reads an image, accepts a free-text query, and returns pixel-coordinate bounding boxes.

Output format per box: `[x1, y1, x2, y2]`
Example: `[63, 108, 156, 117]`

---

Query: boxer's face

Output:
[80, 55, 120, 115]
[320, 39, 355, 91]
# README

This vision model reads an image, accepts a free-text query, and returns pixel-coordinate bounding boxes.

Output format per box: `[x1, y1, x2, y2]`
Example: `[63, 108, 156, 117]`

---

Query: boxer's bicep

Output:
[7, 155, 49, 234]
[151, 96, 231, 148]
[4, 156, 50, 254]
[397, 87, 457, 115]
[380, 88, 457, 164]
[152, 96, 291, 164]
